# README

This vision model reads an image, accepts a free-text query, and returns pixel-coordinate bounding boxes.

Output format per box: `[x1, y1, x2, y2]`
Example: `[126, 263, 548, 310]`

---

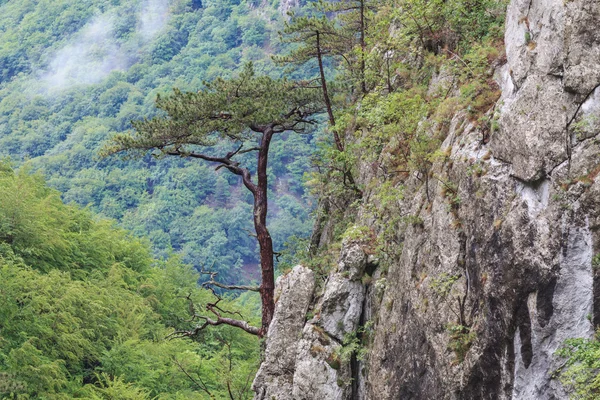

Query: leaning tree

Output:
[104, 64, 323, 337]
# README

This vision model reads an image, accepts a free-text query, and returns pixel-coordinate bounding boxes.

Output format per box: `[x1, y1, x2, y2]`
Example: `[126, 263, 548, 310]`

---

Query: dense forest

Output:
[0, 0, 316, 284]
[0, 0, 308, 397]
[0, 163, 260, 398]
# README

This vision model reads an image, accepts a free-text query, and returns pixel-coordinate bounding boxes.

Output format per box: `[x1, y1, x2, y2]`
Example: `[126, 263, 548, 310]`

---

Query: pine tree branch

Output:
[200, 269, 260, 292]
[168, 293, 260, 338]
[166, 148, 259, 195]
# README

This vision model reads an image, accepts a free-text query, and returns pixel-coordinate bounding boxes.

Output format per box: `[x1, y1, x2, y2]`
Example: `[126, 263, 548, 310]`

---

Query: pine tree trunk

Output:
[255, 127, 276, 336]
[316, 30, 344, 152]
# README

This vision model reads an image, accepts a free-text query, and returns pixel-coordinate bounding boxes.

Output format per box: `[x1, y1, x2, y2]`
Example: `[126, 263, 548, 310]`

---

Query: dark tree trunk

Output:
[309, 198, 330, 256]
[254, 127, 276, 336]
[316, 30, 344, 152]
[359, 0, 367, 94]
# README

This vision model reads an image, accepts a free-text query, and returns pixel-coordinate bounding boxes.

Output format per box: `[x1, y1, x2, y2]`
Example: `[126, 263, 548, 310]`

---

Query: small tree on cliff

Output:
[103, 63, 323, 336]
[276, 4, 364, 198]
[276, 13, 348, 150]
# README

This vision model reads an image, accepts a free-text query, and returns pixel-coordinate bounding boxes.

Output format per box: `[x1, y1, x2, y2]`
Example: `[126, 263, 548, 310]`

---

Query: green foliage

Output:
[446, 323, 475, 364]
[388, 0, 507, 54]
[556, 333, 600, 399]
[81, 374, 152, 400]
[430, 273, 460, 298]
[341, 225, 372, 242]
[0, 0, 316, 284]
[277, 7, 346, 67]
[441, 180, 461, 211]
[355, 87, 430, 163]
[593, 253, 600, 270]
[104, 63, 322, 156]
[335, 321, 374, 365]
[0, 164, 259, 399]
[277, 0, 374, 94]
[0, 163, 151, 276]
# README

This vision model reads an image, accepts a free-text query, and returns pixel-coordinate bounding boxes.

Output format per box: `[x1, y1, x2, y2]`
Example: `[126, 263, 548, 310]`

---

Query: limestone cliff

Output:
[253, 0, 600, 398]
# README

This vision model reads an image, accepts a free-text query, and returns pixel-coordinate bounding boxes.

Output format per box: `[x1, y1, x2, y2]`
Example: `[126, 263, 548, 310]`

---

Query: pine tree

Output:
[321, 0, 382, 94]
[276, 7, 351, 151]
[103, 64, 323, 336]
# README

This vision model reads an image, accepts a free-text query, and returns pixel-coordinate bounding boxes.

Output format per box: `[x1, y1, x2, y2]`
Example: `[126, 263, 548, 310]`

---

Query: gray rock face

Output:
[318, 272, 365, 341]
[362, 0, 599, 397]
[292, 323, 352, 400]
[253, 1, 600, 399]
[252, 265, 315, 400]
[337, 240, 368, 280]
[512, 224, 594, 399]
[317, 242, 367, 341]
[495, 0, 600, 182]
[253, 244, 368, 400]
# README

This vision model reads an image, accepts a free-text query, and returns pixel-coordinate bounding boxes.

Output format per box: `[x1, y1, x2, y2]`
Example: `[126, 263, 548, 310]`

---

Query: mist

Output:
[39, 0, 171, 91]
[139, 0, 171, 40]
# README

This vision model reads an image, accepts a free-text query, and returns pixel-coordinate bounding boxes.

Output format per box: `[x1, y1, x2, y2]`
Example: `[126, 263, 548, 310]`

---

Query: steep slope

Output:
[252, 0, 600, 399]
[0, 163, 260, 399]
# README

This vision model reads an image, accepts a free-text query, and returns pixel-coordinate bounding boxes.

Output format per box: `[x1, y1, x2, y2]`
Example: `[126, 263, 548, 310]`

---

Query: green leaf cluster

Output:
[0, 163, 259, 399]
[105, 63, 323, 156]
[557, 334, 600, 399]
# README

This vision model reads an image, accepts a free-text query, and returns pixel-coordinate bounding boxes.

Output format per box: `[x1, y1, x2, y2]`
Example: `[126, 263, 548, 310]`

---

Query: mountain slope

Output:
[0, 0, 315, 283]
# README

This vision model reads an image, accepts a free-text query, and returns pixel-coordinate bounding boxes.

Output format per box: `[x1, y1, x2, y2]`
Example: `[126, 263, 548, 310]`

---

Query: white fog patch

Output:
[41, 16, 126, 90]
[139, 0, 171, 40]
[38, 0, 171, 92]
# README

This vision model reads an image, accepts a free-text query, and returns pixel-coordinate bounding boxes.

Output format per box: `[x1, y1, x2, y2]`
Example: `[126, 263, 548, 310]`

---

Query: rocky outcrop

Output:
[253, 1, 600, 398]
[252, 265, 316, 400]
[318, 242, 368, 341]
[253, 243, 369, 400]
[498, 0, 600, 182]
[291, 323, 352, 400]
[364, 1, 599, 398]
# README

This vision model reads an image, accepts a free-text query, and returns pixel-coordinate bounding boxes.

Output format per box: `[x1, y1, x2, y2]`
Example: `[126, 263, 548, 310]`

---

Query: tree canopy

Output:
[105, 63, 324, 335]
[0, 162, 261, 399]
[105, 63, 323, 156]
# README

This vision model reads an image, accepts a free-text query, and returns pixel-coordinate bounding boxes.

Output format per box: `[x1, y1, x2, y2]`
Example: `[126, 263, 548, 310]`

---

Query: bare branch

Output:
[168, 314, 260, 338]
[238, 147, 261, 155]
[167, 278, 261, 338]
[200, 269, 260, 292]
[172, 357, 216, 399]
[226, 143, 245, 159]
[204, 280, 260, 292]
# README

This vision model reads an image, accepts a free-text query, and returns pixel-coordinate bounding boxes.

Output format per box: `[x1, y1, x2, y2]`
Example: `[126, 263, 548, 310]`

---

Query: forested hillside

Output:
[0, 0, 315, 283]
[0, 163, 260, 399]
[7, 0, 600, 398]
